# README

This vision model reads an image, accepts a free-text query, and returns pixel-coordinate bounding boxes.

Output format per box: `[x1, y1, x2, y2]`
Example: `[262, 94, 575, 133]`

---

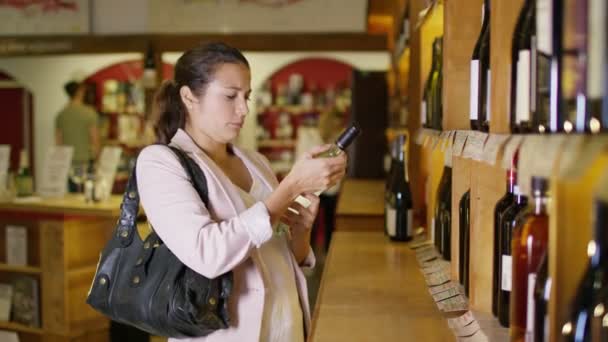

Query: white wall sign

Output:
[0, 0, 89, 35]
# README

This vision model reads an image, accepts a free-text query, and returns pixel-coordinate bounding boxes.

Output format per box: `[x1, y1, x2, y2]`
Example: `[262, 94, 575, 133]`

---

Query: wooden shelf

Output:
[0, 263, 42, 275]
[0, 321, 44, 335]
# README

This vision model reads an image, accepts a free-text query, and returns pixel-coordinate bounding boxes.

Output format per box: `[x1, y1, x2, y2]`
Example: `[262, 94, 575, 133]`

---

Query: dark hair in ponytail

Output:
[153, 42, 250, 144]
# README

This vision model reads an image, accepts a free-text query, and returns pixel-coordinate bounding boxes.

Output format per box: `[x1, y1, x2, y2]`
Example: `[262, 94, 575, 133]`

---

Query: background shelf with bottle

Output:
[83, 60, 174, 192]
[391, 0, 608, 340]
[255, 58, 353, 179]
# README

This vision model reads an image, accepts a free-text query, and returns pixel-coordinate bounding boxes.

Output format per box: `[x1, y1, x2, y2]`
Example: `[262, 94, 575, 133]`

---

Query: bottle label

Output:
[526, 273, 537, 342]
[501, 255, 512, 291]
[407, 209, 414, 237]
[516, 50, 532, 123]
[469, 59, 480, 120]
[536, 0, 553, 55]
[386, 204, 397, 237]
[588, 0, 606, 98]
[421, 100, 427, 124]
[486, 70, 492, 121]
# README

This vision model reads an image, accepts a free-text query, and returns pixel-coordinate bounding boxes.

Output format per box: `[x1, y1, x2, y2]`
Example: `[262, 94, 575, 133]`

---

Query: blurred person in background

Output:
[55, 80, 100, 192]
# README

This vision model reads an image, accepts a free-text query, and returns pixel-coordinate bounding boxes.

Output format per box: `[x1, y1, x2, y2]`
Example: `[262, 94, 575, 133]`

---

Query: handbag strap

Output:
[116, 145, 209, 248]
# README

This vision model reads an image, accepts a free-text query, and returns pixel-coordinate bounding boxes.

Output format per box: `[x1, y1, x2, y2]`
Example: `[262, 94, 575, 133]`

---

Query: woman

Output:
[136, 42, 347, 342]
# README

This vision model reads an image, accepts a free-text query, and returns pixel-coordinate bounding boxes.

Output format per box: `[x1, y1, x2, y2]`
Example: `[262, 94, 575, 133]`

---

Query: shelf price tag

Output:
[425, 270, 451, 286]
[462, 132, 489, 161]
[38, 146, 74, 198]
[444, 131, 455, 167]
[457, 330, 489, 342]
[500, 135, 524, 170]
[480, 134, 509, 165]
[530, 135, 567, 178]
[433, 286, 461, 302]
[421, 259, 451, 274]
[452, 131, 468, 157]
[429, 281, 459, 295]
[437, 294, 468, 312]
[447, 310, 476, 329]
[453, 320, 481, 338]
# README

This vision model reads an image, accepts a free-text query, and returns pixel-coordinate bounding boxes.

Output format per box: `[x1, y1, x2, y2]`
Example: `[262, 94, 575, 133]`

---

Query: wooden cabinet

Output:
[0, 195, 122, 341]
[397, 0, 608, 340]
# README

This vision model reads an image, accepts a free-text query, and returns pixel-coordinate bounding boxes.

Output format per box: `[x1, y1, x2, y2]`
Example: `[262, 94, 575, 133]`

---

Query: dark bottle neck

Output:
[591, 200, 608, 267]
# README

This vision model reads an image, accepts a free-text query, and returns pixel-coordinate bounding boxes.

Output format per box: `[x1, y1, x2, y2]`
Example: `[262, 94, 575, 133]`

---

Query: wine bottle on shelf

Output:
[459, 189, 471, 295]
[385, 139, 400, 236]
[478, 0, 491, 132]
[492, 159, 517, 316]
[532, 251, 550, 342]
[469, 0, 488, 130]
[434, 164, 451, 260]
[511, 0, 536, 133]
[276, 124, 361, 235]
[385, 134, 414, 242]
[422, 45, 435, 129]
[560, 0, 588, 133]
[15, 149, 34, 197]
[511, 177, 550, 341]
[561, 198, 608, 341]
[536, 0, 564, 133]
[498, 182, 530, 328]
[585, 0, 606, 133]
[142, 44, 157, 89]
[430, 37, 444, 131]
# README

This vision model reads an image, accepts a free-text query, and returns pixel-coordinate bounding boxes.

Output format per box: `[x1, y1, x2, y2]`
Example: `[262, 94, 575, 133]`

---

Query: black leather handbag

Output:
[86, 146, 233, 338]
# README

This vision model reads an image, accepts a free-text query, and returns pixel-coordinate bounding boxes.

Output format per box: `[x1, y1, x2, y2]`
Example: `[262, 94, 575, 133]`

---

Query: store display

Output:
[511, 177, 550, 340]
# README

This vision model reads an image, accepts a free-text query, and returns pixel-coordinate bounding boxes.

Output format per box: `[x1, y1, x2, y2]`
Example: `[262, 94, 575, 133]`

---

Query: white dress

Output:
[235, 174, 305, 342]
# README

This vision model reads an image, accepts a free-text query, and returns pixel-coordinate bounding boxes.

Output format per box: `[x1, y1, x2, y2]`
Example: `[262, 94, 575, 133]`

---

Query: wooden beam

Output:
[0, 33, 387, 57]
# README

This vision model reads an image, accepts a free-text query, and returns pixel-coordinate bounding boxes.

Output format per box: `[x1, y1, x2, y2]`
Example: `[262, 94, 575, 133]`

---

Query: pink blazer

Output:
[136, 129, 315, 342]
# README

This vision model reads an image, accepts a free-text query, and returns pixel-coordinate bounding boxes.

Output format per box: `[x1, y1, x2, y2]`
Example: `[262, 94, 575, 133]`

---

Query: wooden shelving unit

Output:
[393, 0, 608, 340]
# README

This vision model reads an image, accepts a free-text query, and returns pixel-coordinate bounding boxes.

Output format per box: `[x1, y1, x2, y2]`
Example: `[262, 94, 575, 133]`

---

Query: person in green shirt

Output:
[55, 81, 100, 192]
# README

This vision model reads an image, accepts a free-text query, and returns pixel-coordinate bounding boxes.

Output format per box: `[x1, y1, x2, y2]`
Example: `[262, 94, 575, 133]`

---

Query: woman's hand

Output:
[284, 144, 348, 195]
[281, 193, 320, 264]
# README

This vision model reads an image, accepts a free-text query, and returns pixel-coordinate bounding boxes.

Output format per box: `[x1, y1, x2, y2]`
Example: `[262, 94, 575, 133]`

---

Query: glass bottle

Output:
[385, 134, 414, 242]
[511, 177, 550, 341]
[498, 183, 530, 328]
[470, 0, 489, 130]
[434, 164, 451, 260]
[493, 156, 518, 316]
[511, 0, 536, 133]
[459, 189, 471, 294]
[478, 0, 491, 132]
[561, 198, 608, 341]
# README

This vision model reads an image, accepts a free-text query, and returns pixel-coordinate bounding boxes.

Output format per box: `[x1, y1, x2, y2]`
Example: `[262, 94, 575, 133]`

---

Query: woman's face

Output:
[186, 62, 251, 144]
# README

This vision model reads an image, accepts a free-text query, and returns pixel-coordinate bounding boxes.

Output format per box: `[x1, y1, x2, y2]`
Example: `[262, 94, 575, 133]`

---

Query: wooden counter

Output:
[0, 194, 123, 218]
[335, 179, 385, 231]
[309, 232, 454, 342]
[0, 195, 125, 342]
